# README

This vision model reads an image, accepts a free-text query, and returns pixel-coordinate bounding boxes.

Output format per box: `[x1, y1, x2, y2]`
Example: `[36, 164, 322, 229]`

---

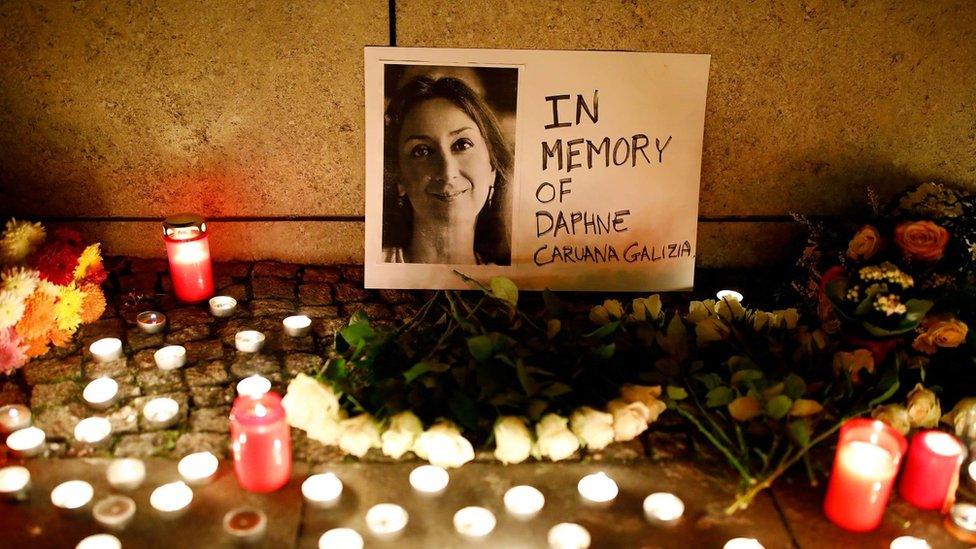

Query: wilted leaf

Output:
[467, 335, 494, 362]
[731, 369, 764, 386]
[666, 386, 689, 400]
[490, 276, 519, 306]
[728, 396, 761, 421]
[783, 374, 806, 400]
[705, 386, 735, 408]
[692, 372, 723, 391]
[585, 320, 620, 339]
[789, 419, 811, 446]
[789, 399, 823, 417]
[765, 395, 793, 419]
[541, 382, 572, 398]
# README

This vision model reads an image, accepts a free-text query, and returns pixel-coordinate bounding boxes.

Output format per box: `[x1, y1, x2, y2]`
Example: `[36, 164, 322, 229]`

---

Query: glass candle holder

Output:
[136, 311, 167, 334]
[898, 430, 965, 511]
[823, 418, 907, 532]
[163, 213, 214, 303]
[230, 392, 291, 493]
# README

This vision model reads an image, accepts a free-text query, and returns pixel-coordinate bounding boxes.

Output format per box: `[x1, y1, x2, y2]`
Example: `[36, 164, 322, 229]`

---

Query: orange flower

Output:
[913, 314, 969, 354]
[14, 291, 56, 340]
[22, 336, 49, 359]
[79, 284, 106, 324]
[846, 225, 883, 261]
[47, 327, 74, 348]
[894, 221, 949, 262]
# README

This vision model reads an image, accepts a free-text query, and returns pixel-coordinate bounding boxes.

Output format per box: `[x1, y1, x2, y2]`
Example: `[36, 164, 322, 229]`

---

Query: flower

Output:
[79, 284, 106, 324]
[282, 374, 344, 444]
[31, 241, 81, 286]
[846, 225, 883, 261]
[493, 416, 533, 464]
[607, 399, 653, 442]
[941, 398, 976, 438]
[619, 384, 667, 421]
[381, 411, 423, 459]
[727, 396, 761, 421]
[589, 299, 623, 325]
[1, 267, 40, 300]
[872, 404, 911, 435]
[53, 283, 85, 333]
[0, 290, 26, 330]
[898, 182, 965, 218]
[686, 300, 717, 323]
[569, 406, 615, 450]
[534, 413, 580, 461]
[22, 336, 48, 359]
[15, 291, 56, 340]
[894, 220, 949, 262]
[771, 309, 799, 329]
[905, 383, 941, 429]
[0, 219, 45, 265]
[832, 349, 875, 382]
[73, 243, 103, 282]
[629, 295, 662, 322]
[0, 328, 28, 374]
[716, 298, 746, 322]
[413, 421, 475, 468]
[338, 414, 381, 457]
[695, 317, 728, 344]
[912, 314, 968, 355]
[47, 327, 74, 348]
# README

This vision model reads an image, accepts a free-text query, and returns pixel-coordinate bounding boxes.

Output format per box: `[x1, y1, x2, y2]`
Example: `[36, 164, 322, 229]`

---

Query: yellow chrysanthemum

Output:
[79, 284, 106, 324]
[0, 219, 46, 265]
[53, 283, 86, 333]
[0, 290, 26, 329]
[1, 267, 40, 300]
[73, 243, 102, 281]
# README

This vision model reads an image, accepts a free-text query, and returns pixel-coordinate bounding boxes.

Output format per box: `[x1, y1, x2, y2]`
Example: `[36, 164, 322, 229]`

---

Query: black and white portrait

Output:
[381, 64, 518, 266]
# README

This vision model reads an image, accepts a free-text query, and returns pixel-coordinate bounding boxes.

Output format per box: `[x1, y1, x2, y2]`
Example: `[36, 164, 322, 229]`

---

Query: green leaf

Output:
[542, 289, 564, 318]
[584, 320, 620, 339]
[788, 419, 811, 446]
[467, 335, 494, 362]
[448, 392, 478, 431]
[596, 343, 616, 361]
[541, 382, 572, 398]
[731, 369, 764, 386]
[705, 386, 735, 408]
[765, 395, 793, 419]
[783, 374, 806, 400]
[340, 322, 374, 346]
[666, 386, 688, 400]
[325, 357, 348, 381]
[490, 276, 519, 307]
[692, 372, 723, 391]
[868, 367, 900, 408]
[515, 359, 538, 396]
[403, 361, 432, 384]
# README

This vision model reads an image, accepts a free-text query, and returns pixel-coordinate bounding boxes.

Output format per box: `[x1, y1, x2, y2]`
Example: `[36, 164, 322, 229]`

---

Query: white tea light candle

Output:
[89, 338, 123, 363]
[282, 315, 312, 337]
[951, 502, 976, 533]
[51, 480, 94, 513]
[716, 289, 744, 303]
[142, 397, 180, 429]
[453, 506, 496, 538]
[504, 485, 545, 518]
[235, 330, 265, 353]
[577, 472, 618, 504]
[365, 503, 408, 539]
[209, 296, 237, 318]
[76, 534, 122, 549]
[178, 451, 218, 485]
[0, 466, 31, 502]
[154, 345, 186, 370]
[547, 522, 591, 549]
[237, 375, 271, 398]
[150, 481, 193, 518]
[724, 539, 765, 549]
[223, 507, 267, 543]
[83, 378, 119, 410]
[643, 492, 685, 522]
[302, 472, 343, 508]
[92, 495, 136, 531]
[0, 404, 31, 434]
[136, 311, 167, 334]
[409, 465, 449, 495]
[889, 537, 931, 549]
[74, 417, 112, 444]
[318, 528, 364, 549]
[6, 426, 45, 457]
[106, 458, 146, 491]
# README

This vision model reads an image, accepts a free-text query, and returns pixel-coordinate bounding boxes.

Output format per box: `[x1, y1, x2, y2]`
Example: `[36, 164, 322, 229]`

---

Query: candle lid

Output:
[163, 213, 207, 238]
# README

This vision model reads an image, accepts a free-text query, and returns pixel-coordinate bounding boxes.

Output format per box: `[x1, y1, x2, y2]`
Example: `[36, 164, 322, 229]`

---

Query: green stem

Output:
[674, 405, 755, 485]
[689, 388, 735, 448]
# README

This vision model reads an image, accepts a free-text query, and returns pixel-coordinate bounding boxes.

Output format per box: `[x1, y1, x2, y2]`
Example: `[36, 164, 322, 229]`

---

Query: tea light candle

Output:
[178, 451, 218, 485]
[74, 416, 112, 445]
[302, 472, 343, 508]
[643, 492, 685, 522]
[92, 495, 136, 531]
[106, 458, 146, 491]
[724, 539, 765, 549]
[454, 506, 496, 538]
[365, 503, 408, 539]
[223, 507, 267, 543]
[6, 426, 46, 457]
[318, 528, 364, 549]
[136, 311, 167, 334]
[0, 404, 31, 434]
[235, 330, 265, 353]
[504, 485, 545, 518]
[236, 374, 271, 398]
[150, 481, 193, 518]
[409, 465, 449, 495]
[50, 480, 94, 513]
[76, 534, 122, 549]
[547, 522, 591, 549]
[951, 502, 976, 534]
[0, 466, 31, 502]
[577, 472, 618, 504]
[142, 397, 180, 429]
[154, 345, 186, 370]
[83, 377, 119, 410]
[716, 289, 744, 303]
[283, 315, 312, 337]
[209, 296, 237, 318]
[898, 430, 965, 511]
[89, 338, 123, 363]
[889, 537, 931, 549]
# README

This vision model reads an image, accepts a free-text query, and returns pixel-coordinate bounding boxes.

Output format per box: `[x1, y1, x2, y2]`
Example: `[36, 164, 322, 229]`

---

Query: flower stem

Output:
[674, 405, 755, 485]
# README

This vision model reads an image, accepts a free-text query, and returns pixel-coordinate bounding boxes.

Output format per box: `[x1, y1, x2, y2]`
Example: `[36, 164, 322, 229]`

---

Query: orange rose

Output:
[894, 221, 949, 262]
[913, 314, 968, 354]
[846, 225, 883, 261]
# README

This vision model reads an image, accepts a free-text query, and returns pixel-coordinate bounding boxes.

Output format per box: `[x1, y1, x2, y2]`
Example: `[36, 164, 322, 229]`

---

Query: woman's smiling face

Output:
[397, 98, 496, 225]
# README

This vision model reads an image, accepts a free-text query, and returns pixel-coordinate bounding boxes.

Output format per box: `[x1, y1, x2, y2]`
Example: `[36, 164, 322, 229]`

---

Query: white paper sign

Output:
[364, 47, 710, 291]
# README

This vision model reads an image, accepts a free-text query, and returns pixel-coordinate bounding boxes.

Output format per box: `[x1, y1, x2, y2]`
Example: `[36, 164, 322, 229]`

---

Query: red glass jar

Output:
[229, 392, 292, 493]
[163, 213, 214, 303]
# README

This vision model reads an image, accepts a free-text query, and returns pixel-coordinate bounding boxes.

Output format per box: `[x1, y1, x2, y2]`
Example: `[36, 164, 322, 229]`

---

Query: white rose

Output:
[619, 385, 667, 423]
[338, 414, 381, 457]
[534, 414, 580, 462]
[716, 298, 746, 321]
[772, 309, 800, 329]
[687, 300, 717, 323]
[413, 421, 475, 469]
[305, 415, 344, 445]
[493, 416, 533, 464]
[570, 407, 614, 450]
[282, 374, 342, 437]
[381, 411, 423, 459]
[608, 399, 652, 442]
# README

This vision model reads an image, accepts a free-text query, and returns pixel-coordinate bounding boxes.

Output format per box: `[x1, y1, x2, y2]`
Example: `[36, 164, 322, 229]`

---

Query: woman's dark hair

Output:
[382, 76, 513, 265]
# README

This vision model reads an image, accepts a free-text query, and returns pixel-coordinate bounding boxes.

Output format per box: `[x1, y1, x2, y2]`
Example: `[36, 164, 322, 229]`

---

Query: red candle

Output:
[163, 213, 214, 303]
[823, 418, 907, 532]
[898, 430, 964, 511]
[229, 392, 291, 493]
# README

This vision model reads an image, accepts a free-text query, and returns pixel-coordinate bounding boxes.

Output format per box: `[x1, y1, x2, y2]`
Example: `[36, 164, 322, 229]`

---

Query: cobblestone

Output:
[189, 407, 230, 433]
[302, 265, 341, 283]
[84, 357, 129, 380]
[252, 277, 295, 300]
[23, 355, 83, 385]
[252, 261, 300, 279]
[333, 282, 369, 303]
[184, 360, 229, 387]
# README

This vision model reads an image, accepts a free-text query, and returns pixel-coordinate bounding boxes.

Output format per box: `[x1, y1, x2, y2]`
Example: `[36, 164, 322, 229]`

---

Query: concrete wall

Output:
[1, 0, 974, 268]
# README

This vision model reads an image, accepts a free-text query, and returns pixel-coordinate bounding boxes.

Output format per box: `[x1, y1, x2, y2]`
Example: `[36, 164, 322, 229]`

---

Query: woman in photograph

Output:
[383, 76, 513, 265]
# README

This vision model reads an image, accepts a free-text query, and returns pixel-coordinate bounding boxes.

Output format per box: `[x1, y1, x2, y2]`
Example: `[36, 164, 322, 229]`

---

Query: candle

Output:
[6, 426, 46, 457]
[282, 315, 312, 337]
[318, 528, 364, 549]
[74, 416, 113, 445]
[178, 451, 219, 485]
[0, 466, 31, 502]
[409, 465, 448, 496]
[547, 522, 591, 549]
[237, 375, 272, 398]
[92, 495, 136, 531]
[0, 404, 31, 434]
[365, 503, 408, 539]
[454, 506, 496, 538]
[716, 289, 744, 303]
[163, 213, 214, 303]
[209, 296, 238, 318]
[643, 492, 684, 522]
[898, 430, 965, 511]
[89, 338, 123, 363]
[106, 458, 146, 491]
[230, 392, 291, 492]
[83, 377, 119, 410]
[302, 472, 343, 508]
[577, 472, 618, 504]
[889, 537, 931, 549]
[154, 345, 187, 370]
[50, 480, 94, 513]
[724, 539, 765, 549]
[150, 481, 193, 518]
[504, 485, 545, 518]
[223, 507, 267, 543]
[950, 503, 976, 535]
[823, 419, 906, 532]
[75, 534, 122, 549]
[136, 311, 167, 334]
[235, 330, 266, 353]
[142, 397, 180, 429]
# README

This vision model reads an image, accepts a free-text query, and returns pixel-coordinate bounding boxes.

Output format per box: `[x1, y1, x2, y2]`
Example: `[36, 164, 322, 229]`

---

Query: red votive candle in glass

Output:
[898, 430, 965, 512]
[163, 213, 214, 303]
[823, 418, 907, 532]
[229, 392, 291, 493]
